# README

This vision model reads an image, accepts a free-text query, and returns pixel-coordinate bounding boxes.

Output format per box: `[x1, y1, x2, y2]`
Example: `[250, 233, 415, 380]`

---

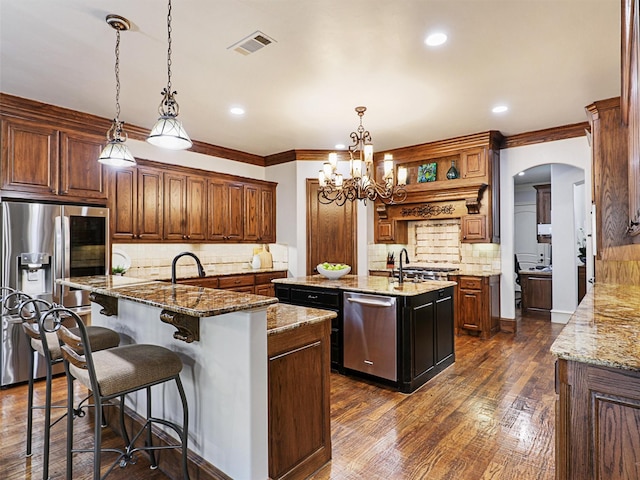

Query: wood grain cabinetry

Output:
[374, 219, 408, 244]
[1, 116, 107, 202]
[519, 271, 552, 318]
[110, 166, 163, 241]
[451, 274, 500, 339]
[244, 183, 276, 243]
[461, 215, 487, 242]
[555, 359, 640, 480]
[534, 184, 551, 243]
[459, 148, 487, 178]
[164, 173, 206, 241]
[207, 179, 244, 242]
[268, 317, 331, 480]
[179, 271, 287, 297]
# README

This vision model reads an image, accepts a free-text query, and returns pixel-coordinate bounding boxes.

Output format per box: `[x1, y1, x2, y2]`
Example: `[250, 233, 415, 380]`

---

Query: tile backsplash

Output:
[112, 243, 288, 280]
[369, 219, 501, 273]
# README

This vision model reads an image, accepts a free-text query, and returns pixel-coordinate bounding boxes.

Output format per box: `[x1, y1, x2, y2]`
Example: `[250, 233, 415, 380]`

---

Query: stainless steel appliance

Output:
[1, 201, 109, 387]
[393, 266, 459, 282]
[343, 292, 397, 381]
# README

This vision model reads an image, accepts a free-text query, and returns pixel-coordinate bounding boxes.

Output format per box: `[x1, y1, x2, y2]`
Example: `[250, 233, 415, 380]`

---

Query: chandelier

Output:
[318, 107, 407, 206]
[147, 0, 192, 150]
[98, 15, 136, 167]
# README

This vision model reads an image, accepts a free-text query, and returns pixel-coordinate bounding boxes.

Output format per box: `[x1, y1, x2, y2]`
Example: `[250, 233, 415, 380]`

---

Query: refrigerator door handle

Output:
[54, 215, 64, 303]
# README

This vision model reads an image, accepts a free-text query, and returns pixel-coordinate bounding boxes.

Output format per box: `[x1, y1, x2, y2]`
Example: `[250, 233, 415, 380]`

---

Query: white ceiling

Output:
[0, 0, 621, 158]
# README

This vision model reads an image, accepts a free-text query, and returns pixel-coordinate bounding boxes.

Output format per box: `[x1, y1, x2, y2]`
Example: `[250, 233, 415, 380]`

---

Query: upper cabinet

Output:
[1, 116, 107, 203]
[244, 183, 276, 243]
[534, 184, 551, 244]
[208, 179, 244, 242]
[110, 160, 277, 244]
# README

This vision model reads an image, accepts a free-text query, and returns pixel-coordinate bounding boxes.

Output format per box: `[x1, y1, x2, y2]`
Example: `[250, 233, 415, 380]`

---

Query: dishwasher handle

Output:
[346, 297, 394, 308]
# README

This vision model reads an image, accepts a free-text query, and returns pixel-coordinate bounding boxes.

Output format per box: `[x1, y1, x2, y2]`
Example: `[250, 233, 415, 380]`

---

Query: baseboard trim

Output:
[500, 317, 517, 333]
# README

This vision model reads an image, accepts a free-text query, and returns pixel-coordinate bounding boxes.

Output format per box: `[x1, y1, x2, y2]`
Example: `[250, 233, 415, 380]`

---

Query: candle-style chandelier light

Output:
[318, 107, 407, 206]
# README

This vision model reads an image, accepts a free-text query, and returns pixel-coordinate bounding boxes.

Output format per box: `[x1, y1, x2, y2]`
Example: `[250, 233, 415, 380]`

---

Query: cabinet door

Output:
[244, 184, 259, 242]
[227, 182, 244, 241]
[435, 294, 454, 366]
[374, 219, 408, 244]
[411, 300, 436, 378]
[1, 116, 59, 195]
[259, 185, 276, 243]
[460, 148, 487, 178]
[255, 283, 275, 297]
[164, 173, 186, 240]
[137, 167, 163, 241]
[110, 167, 137, 240]
[459, 289, 482, 331]
[207, 180, 244, 241]
[534, 184, 551, 243]
[59, 130, 107, 200]
[461, 215, 487, 242]
[186, 176, 207, 241]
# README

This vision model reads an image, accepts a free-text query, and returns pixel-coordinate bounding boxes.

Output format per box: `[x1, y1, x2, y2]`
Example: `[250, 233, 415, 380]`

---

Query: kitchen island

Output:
[273, 275, 456, 393]
[551, 283, 640, 480]
[58, 275, 335, 480]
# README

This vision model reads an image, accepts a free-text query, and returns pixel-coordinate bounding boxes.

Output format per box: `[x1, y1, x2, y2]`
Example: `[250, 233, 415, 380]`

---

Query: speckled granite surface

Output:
[550, 283, 640, 372]
[59, 276, 277, 317]
[266, 303, 335, 335]
[273, 275, 456, 296]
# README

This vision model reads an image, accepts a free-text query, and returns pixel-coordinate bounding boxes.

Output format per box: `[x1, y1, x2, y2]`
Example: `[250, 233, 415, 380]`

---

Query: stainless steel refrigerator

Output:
[0, 201, 109, 387]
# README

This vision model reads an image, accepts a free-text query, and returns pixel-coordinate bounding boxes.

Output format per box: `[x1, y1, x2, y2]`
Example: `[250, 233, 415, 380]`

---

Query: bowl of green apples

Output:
[317, 262, 351, 279]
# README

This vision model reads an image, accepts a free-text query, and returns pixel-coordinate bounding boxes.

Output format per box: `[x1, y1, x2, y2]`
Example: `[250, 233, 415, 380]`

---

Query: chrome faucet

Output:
[398, 248, 410, 284]
[171, 252, 206, 284]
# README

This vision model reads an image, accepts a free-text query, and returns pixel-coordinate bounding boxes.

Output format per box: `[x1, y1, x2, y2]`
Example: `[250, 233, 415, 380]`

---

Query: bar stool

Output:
[1, 290, 120, 480]
[40, 306, 190, 480]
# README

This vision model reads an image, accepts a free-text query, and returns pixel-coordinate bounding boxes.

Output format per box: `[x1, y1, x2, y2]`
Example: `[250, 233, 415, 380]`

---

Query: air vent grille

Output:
[228, 31, 276, 56]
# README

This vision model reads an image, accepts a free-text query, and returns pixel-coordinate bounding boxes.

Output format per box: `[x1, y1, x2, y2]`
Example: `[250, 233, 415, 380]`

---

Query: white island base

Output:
[91, 299, 269, 480]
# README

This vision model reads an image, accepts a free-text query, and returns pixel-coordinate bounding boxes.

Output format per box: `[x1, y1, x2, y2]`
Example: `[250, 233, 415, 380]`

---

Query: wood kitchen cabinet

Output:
[1, 116, 107, 203]
[244, 183, 276, 243]
[519, 270, 552, 318]
[555, 359, 640, 480]
[450, 274, 500, 339]
[164, 173, 207, 241]
[110, 166, 163, 241]
[459, 148, 487, 179]
[461, 215, 487, 242]
[207, 179, 244, 242]
[179, 270, 287, 296]
[534, 184, 551, 243]
[374, 219, 408, 244]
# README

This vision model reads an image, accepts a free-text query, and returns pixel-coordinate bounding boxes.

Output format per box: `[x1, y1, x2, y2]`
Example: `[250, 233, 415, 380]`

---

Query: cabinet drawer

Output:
[255, 271, 287, 285]
[219, 274, 255, 289]
[178, 277, 219, 288]
[291, 288, 340, 308]
[459, 277, 483, 290]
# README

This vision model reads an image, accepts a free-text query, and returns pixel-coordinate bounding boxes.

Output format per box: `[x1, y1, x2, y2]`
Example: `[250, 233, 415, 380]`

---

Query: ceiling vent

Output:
[228, 31, 276, 56]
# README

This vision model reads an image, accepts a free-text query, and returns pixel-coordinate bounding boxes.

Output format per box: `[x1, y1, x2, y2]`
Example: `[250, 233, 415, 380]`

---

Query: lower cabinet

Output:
[268, 318, 331, 480]
[276, 285, 343, 372]
[450, 274, 500, 339]
[555, 359, 640, 480]
[177, 270, 287, 296]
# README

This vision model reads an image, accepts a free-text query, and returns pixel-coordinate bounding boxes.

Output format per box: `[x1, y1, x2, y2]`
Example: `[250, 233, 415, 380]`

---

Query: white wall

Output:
[500, 137, 591, 323]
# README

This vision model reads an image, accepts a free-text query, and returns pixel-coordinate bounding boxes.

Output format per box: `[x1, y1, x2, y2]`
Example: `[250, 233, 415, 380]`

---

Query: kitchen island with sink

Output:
[58, 275, 335, 480]
[273, 275, 456, 393]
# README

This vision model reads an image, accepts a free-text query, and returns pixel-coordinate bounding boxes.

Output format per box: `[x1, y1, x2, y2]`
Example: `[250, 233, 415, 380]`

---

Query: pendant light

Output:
[98, 15, 136, 167]
[147, 0, 192, 150]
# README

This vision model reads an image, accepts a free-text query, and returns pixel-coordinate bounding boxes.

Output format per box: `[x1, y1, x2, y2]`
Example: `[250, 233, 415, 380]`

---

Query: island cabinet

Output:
[268, 313, 331, 480]
[1, 116, 108, 203]
[398, 287, 455, 393]
[450, 274, 501, 339]
[275, 285, 343, 372]
[555, 359, 640, 480]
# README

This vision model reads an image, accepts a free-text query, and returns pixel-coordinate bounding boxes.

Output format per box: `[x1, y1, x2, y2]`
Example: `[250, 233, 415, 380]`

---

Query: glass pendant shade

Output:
[147, 115, 192, 150]
[98, 139, 136, 167]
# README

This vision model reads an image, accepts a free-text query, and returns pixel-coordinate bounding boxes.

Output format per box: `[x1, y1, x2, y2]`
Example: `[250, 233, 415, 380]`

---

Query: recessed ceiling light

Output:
[518, 171, 525, 176]
[425, 32, 447, 47]
[230, 107, 245, 115]
[335, 144, 346, 150]
[492, 105, 508, 113]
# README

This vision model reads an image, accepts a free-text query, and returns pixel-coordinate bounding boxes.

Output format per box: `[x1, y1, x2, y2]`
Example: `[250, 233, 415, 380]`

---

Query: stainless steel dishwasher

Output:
[343, 292, 397, 381]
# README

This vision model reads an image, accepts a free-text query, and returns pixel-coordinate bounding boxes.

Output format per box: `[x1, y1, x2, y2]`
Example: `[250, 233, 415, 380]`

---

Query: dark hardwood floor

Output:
[0, 313, 563, 480]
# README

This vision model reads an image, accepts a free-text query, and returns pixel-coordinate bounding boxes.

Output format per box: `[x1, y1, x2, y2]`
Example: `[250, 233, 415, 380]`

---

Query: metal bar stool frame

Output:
[41, 306, 190, 480]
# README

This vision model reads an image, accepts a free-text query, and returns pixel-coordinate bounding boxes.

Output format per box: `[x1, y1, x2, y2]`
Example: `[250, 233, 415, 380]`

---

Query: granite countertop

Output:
[266, 303, 336, 336]
[58, 275, 277, 317]
[550, 283, 640, 372]
[273, 275, 456, 296]
[369, 268, 501, 278]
